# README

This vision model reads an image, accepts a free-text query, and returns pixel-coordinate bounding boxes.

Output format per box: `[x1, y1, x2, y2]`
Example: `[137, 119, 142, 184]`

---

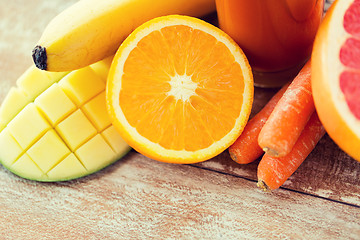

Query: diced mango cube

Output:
[75, 134, 116, 172]
[89, 55, 113, 81]
[17, 66, 68, 100]
[0, 87, 31, 131]
[11, 153, 44, 180]
[0, 67, 68, 132]
[35, 83, 76, 125]
[55, 109, 97, 151]
[102, 126, 131, 155]
[82, 92, 111, 131]
[7, 103, 51, 149]
[0, 129, 23, 166]
[47, 153, 87, 180]
[27, 129, 71, 173]
[59, 67, 105, 106]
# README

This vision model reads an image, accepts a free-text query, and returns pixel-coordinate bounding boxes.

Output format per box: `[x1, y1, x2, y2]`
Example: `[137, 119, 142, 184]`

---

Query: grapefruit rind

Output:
[312, 0, 360, 161]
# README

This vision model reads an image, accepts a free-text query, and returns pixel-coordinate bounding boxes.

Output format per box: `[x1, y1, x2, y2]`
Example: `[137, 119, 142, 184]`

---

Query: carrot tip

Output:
[257, 180, 271, 192]
[263, 147, 279, 157]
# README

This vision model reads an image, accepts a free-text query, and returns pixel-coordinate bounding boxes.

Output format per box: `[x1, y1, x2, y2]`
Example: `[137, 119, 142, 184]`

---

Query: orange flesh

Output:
[119, 25, 244, 151]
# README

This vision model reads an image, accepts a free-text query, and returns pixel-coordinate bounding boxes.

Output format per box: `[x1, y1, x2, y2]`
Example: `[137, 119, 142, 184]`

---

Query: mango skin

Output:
[0, 57, 131, 182]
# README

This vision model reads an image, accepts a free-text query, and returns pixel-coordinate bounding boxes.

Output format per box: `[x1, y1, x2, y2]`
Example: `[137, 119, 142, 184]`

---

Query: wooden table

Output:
[1, 0, 359, 239]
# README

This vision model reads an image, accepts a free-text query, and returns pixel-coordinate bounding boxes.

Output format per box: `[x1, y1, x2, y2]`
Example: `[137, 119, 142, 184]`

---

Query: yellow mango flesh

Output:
[0, 58, 131, 181]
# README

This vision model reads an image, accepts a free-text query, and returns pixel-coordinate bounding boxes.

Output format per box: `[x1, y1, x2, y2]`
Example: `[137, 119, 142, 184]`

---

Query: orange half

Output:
[106, 15, 253, 163]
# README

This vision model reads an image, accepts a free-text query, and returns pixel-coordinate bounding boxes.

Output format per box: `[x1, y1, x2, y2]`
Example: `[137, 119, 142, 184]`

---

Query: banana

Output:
[32, 0, 216, 72]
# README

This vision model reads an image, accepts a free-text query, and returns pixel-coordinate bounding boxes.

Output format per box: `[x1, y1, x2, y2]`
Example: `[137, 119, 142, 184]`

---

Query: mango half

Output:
[0, 57, 131, 181]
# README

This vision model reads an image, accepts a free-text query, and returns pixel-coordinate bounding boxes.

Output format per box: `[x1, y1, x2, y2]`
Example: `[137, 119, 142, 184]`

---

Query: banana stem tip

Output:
[32, 45, 47, 70]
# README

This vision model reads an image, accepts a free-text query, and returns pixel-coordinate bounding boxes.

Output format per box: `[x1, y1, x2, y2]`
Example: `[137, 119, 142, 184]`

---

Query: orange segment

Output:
[107, 15, 253, 163]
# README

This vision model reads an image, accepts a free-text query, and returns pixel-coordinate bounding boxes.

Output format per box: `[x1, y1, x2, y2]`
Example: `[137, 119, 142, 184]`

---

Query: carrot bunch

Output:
[229, 61, 326, 191]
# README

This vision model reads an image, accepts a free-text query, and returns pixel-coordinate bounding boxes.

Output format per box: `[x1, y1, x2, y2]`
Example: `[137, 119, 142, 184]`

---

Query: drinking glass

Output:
[216, 0, 324, 87]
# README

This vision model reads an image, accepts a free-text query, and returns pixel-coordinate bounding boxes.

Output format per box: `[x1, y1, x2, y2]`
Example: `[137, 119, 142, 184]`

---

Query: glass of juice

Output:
[215, 0, 324, 87]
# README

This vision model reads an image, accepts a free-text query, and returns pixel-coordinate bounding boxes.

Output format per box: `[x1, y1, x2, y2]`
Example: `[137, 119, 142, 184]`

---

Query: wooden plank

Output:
[1, 152, 359, 239]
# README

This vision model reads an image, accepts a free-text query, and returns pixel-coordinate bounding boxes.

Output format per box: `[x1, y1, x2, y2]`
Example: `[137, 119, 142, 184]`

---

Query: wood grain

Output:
[1, 152, 360, 239]
[0, 0, 359, 239]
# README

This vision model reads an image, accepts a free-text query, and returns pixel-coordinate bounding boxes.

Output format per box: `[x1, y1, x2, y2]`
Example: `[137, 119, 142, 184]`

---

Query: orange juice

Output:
[216, 0, 324, 87]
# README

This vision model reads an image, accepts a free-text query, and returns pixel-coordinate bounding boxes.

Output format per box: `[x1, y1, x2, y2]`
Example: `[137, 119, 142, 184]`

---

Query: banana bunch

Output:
[32, 0, 216, 72]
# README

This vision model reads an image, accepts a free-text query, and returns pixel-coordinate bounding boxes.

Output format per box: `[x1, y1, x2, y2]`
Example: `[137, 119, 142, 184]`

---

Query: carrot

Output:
[229, 82, 290, 164]
[258, 60, 315, 157]
[257, 112, 325, 191]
